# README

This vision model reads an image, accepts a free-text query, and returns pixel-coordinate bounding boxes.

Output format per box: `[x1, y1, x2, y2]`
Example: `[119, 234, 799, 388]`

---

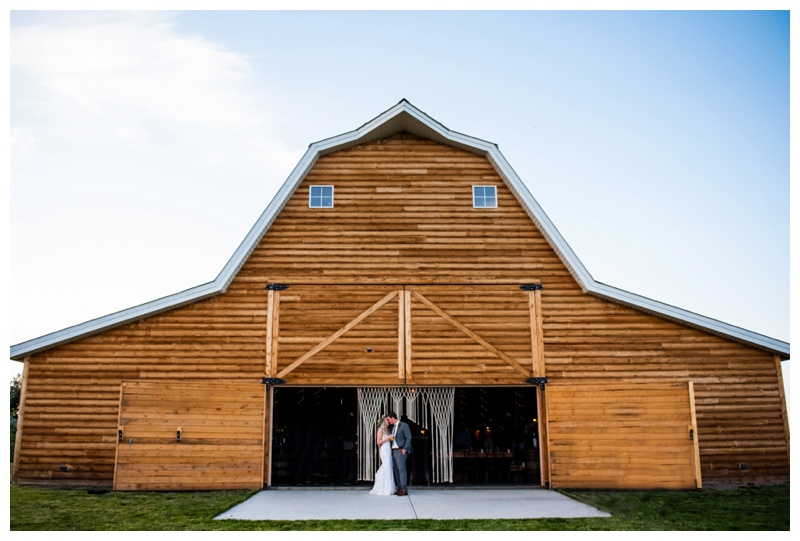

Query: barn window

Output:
[472, 185, 497, 208]
[309, 185, 334, 208]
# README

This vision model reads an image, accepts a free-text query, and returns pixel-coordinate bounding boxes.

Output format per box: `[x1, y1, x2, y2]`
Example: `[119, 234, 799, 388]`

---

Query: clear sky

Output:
[7, 4, 793, 409]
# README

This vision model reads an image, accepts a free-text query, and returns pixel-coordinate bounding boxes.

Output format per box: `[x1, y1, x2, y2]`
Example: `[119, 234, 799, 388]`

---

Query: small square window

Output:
[309, 185, 334, 208]
[472, 185, 497, 208]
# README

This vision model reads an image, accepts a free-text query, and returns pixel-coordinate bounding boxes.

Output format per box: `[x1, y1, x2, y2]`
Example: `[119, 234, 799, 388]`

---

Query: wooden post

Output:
[537, 385, 551, 488]
[530, 281, 548, 487]
[12, 358, 30, 484]
[404, 289, 412, 380]
[265, 289, 274, 377]
[528, 284, 545, 376]
[265, 289, 280, 377]
[263, 385, 273, 488]
[688, 381, 703, 489]
[398, 289, 405, 379]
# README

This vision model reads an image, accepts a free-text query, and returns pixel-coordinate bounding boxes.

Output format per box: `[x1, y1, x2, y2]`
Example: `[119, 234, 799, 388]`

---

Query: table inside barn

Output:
[452, 450, 520, 484]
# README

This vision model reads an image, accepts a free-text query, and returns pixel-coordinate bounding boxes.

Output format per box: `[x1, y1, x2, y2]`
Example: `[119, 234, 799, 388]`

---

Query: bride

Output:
[370, 416, 396, 495]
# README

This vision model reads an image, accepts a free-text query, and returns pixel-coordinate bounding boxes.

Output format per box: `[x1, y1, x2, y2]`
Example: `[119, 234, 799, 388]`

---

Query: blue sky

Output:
[8, 6, 792, 405]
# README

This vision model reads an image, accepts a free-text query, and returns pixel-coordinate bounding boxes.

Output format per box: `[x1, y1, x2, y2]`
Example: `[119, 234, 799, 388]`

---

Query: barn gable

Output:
[10, 99, 789, 360]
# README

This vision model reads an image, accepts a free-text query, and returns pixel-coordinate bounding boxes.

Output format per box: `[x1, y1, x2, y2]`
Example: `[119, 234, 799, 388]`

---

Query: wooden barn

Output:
[11, 100, 789, 491]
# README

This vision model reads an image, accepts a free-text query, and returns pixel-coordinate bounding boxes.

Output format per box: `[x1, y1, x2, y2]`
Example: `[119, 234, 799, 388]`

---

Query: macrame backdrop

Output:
[357, 387, 455, 483]
[356, 387, 387, 482]
[426, 387, 455, 483]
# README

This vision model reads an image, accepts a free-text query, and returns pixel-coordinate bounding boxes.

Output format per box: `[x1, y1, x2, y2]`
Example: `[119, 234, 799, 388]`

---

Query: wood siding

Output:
[13, 289, 267, 486]
[541, 291, 789, 484]
[239, 134, 563, 286]
[545, 383, 700, 489]
[14, 133, 788, 488]
[114, 381, 265, 490]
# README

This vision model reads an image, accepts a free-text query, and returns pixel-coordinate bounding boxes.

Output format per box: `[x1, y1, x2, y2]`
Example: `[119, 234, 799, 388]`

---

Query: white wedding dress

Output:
[370, 439, 396, 495]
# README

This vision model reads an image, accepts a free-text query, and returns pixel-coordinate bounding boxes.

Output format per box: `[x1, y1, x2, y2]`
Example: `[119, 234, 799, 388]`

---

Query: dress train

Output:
[370, 441, 396, 495]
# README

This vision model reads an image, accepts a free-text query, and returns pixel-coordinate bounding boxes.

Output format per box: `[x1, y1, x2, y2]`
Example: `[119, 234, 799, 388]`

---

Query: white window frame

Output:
[309, 185, 334, 208]
[472, 185, 498, 209]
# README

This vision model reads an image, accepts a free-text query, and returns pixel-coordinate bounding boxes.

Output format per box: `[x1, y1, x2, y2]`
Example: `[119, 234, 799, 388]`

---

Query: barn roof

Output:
[10, 99, 789, 360]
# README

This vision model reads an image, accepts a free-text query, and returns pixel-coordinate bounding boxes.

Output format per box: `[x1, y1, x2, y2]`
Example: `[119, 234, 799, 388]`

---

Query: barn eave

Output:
[587, 281, 789, 359]
[10, 281, 222, 360]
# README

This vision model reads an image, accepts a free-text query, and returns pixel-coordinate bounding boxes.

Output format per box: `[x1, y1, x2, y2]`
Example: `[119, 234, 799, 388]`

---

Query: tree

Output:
[11, 373, 22, 462]
[11, 373, 22, 419]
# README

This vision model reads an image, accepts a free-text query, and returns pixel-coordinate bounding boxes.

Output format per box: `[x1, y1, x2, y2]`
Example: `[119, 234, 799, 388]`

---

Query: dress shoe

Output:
[395, 489, 408, 496]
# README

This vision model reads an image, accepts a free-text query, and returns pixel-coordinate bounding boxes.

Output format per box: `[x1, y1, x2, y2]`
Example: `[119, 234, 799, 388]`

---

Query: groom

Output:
[387, 412, 412, 496]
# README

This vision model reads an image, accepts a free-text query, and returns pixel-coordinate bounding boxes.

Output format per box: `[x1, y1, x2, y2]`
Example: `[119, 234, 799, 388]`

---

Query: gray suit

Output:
[391, 421, 413, 490]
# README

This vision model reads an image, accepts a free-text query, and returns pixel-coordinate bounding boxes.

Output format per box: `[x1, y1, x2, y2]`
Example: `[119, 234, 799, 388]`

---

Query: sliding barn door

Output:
[113, 381, 266, 491]
[545, 382, 701, 489]
[271, 285, 402, 384]
[269, 284, 543, 386]
[405, 285, 540, 384]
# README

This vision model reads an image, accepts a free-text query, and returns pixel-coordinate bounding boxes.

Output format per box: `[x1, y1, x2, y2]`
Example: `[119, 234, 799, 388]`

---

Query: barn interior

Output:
[270, 387, 540, 487]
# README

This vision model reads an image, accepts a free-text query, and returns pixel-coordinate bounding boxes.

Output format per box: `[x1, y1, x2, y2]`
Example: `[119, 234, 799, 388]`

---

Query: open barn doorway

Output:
[270, 386, 540, 487]
[270, 387, 359, 487]
[452, 387, 541, 486]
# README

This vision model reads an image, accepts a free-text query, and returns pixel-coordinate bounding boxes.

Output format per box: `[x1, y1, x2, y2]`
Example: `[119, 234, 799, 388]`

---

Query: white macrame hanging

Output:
[405, 388, 421, 423]
[426, 387, 455, 483]
[357, 387, 389, 481]
[389, 387, 406, 418]
[357, 387, 455, 483]
[388, 386, 422, 422]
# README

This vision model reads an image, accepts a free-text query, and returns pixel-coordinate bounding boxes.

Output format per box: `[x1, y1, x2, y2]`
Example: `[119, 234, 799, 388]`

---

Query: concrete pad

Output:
[215, 488, 416, 521]
[406, 489, 610, 519]
[215, 488, 611, 521]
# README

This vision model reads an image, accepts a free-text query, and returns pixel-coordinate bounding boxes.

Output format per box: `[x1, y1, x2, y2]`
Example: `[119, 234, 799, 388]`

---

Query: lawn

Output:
[9, 483, 789, 531]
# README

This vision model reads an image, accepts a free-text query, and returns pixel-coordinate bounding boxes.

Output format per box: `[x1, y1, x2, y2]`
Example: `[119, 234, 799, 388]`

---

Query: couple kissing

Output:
[370, 411, 412, 496]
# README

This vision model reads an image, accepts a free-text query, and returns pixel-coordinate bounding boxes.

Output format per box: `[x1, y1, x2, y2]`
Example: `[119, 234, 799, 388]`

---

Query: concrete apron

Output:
[215, 487, 611, 521]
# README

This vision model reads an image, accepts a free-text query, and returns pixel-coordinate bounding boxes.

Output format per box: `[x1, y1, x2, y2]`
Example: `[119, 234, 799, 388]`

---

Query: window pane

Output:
[310, 186, 334, 208]
[473, 186, 496, 208]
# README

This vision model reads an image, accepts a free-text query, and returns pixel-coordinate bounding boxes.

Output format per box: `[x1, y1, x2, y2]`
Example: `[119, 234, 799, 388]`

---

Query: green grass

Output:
[10, 483, 789, 531]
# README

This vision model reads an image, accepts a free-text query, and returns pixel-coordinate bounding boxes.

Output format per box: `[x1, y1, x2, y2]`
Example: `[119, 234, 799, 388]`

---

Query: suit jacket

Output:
[393, 421, 413, 453]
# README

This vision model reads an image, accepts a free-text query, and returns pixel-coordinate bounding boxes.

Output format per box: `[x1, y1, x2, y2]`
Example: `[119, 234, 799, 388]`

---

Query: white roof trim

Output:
[11, 99, 789, 360]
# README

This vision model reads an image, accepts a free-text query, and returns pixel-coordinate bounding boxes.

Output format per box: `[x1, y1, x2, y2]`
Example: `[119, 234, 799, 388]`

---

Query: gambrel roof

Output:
[10, 100, 790, 360]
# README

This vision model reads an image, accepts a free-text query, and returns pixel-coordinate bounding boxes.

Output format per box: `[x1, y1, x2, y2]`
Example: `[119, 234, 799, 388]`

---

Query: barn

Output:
[11, 100, 789, 491]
